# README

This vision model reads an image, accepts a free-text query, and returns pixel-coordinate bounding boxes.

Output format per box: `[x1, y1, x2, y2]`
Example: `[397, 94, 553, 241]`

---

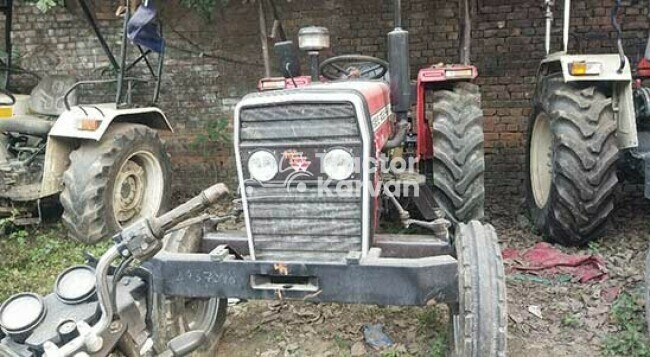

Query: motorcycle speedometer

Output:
[55, 266, 97, 304]
[0, 293, 46, 335]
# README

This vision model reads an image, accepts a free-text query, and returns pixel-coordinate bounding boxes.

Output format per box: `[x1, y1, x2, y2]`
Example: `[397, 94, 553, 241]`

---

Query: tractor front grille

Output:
[237, 101, 365, 262]
[246, 185, 363, 262]
[239, 103, 361, 145]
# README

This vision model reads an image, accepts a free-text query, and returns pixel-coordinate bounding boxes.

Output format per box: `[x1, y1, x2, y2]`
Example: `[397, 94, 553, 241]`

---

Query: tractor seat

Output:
[0, 75, 77, 137]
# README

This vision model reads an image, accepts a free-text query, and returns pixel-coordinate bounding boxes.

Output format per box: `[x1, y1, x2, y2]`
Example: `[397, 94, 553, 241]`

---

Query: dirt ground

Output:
[214, 196, 650, 357]
[1, 194, 649, 356]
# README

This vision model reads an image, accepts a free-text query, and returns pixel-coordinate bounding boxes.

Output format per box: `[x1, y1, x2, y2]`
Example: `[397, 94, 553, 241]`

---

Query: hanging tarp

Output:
[127, 1, 165, 53]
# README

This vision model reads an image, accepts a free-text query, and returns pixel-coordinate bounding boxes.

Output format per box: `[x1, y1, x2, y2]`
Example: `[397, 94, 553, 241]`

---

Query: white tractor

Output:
[0, 0, 172, 243]
[526, 0, 644, 245]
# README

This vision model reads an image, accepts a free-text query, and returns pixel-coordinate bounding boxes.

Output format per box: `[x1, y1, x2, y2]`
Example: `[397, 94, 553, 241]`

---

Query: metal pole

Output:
[460, 0, 471, 65]
[309, 52, 319, 82]
[394, 0, 402, 28]
[645, 0, 650, 60]
[268, 0, 286, 41]
[4, 0, 12, 89]
[77, 0, 120, 71]
[116, 0, 130, 105]
[544, 0, 553, 55]
[153, 25, 164, 104]
[563, 0, 570, 52]
[259, 0, 271, 77]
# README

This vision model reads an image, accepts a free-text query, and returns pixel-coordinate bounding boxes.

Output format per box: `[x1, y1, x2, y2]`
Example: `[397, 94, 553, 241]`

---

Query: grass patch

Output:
[602, 292, 650, 357]
[561, 313, 581, 328]
[429, 333, 447, 357]
[416, 306, 450, 356]
[0, 224, 109, 302]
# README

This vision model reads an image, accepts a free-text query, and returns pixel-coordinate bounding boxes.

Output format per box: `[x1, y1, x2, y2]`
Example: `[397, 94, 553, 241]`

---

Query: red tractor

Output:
[0, 1, 506, 356]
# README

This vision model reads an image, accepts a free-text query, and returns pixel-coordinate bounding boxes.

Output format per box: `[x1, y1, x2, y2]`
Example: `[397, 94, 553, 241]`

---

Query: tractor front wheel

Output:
[431, 82, 485, 223]
[61, 123, 172, 243]
[526, 80, 618, 245]
[449, 221, 507, 357]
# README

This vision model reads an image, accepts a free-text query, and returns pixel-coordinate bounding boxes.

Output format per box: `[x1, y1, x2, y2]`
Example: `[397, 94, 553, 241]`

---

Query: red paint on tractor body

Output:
[637, 57, 650, 79]
[416, 65, 478, 161]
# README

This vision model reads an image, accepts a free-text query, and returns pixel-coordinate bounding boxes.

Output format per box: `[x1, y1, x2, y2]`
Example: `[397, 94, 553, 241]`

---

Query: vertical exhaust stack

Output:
[385, 0, 411, 149]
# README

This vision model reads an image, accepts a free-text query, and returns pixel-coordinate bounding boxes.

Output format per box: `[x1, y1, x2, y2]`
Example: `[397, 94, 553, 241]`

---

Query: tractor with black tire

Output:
[0, 0, 507, 356]
[526, 0, 650, 246]
[0, 0, 172, 243]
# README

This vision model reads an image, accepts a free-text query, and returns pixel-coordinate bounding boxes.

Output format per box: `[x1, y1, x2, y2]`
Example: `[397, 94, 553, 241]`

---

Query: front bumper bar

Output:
[147, 232, 459, 306]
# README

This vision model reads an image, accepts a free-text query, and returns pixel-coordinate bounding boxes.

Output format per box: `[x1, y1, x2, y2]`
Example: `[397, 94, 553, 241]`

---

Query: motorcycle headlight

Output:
[323, 149, 355, 180]
[248, 151, 278, 182]
[0, 293, 46, 334]
[55, 266, 97, 304]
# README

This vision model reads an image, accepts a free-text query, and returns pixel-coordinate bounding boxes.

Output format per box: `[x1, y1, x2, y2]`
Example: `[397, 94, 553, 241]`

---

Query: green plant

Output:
[333, 335, 351, 352]
[0, 224, 109, 302]
[27, 0, 62, 12]
[561, 313, 580, 328]
[380, 350, 403, 357]
[192, 117, 232, 155]
[429, 333, 447, 357]
[588, 241, 601, 254]
[602, 292, 650, 356]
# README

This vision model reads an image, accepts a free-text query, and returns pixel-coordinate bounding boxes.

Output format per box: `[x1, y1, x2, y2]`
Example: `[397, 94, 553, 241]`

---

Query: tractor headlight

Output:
[569, 61, 602, 76]
[322, 149, 355, 180]
[248, 151, 278, 182]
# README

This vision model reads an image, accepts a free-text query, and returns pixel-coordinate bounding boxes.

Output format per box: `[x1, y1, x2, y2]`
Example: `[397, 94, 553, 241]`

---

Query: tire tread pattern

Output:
[454, 221, 507, 357]
[543, 82, 619, 245]
[60, 124, 170, 243]
[431, 83, 485, 223]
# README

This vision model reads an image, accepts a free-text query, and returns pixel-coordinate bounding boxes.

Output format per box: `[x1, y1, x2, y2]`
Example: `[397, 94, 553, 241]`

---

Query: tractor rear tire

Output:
[61, 123, 171, 243]
[431, 82, 485, 223]
[151, 222, 227, 356]
[526, 80, 618, 246]
[449, 221, 507, 357]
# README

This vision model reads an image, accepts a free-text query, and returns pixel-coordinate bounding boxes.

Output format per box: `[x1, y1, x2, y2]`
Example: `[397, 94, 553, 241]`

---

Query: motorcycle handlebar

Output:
[149, 183, 229, 237]
[52, 183, 229, 357]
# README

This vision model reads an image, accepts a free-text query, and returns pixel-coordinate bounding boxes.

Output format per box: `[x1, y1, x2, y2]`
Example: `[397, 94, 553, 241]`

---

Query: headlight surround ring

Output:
[322, 148, 355, 181]
[248, 150, 279, 182]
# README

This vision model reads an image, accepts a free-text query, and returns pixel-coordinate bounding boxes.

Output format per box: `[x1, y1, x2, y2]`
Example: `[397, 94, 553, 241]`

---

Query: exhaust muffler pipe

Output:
[385, 0, 411, 150]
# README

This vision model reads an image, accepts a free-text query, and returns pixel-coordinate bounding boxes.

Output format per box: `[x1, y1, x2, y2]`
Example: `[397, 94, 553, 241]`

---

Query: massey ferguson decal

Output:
[371, 105, 390, 129]
[373, 105, 393, 153]
[282, 149, 312, 172]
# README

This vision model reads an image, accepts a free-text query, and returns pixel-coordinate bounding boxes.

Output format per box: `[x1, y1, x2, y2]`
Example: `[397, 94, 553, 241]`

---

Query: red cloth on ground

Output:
[502, 242, 607, 283]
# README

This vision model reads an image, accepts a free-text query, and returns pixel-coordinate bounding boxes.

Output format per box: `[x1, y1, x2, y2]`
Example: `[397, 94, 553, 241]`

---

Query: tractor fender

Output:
[540, 53, 633, 83]
[536, 53, 638, 149]
[48, 104, 173, 141]
[39, 104, 173, 198]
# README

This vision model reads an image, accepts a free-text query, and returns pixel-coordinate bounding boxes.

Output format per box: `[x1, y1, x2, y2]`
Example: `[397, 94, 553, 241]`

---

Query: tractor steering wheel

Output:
[0, 88, 15, 106]
[320, 55, 389, 80]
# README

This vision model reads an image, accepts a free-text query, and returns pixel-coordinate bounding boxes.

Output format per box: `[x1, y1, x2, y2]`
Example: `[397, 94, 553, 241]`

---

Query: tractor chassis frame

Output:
[146, 231, 459, 306]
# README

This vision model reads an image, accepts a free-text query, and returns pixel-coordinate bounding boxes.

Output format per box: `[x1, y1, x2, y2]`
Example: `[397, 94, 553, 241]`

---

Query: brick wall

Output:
[6, 0, 650, 202]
